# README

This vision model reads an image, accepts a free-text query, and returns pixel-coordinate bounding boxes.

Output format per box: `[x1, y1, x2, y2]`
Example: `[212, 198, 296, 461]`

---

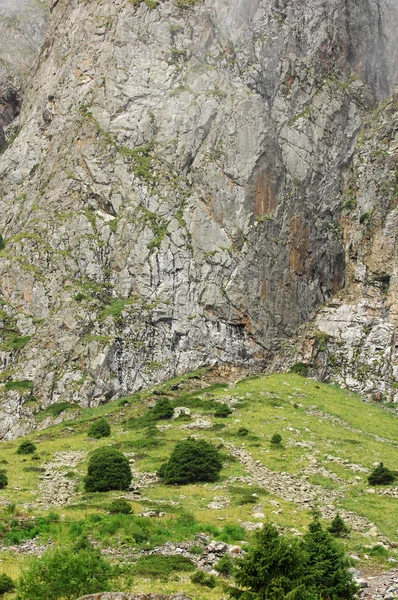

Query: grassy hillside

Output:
[0, 370, 397, 598]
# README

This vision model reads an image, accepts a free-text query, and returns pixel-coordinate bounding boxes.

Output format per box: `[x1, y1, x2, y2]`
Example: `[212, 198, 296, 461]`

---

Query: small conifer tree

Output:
[0, 470, 8, 490]
[17, 440, 37, 455]
[150, 398, 174, 420]
[328, 513, 350, 538]
[367, 463, 395, 486]
[0, 573, 15, 594]
[87, 418, 111, 439]
[84, 447, 132, 492]
[158, 438, 223, 485]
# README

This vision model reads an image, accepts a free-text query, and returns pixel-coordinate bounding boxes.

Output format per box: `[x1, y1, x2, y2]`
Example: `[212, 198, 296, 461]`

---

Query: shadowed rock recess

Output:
[0, 0, 397, 439]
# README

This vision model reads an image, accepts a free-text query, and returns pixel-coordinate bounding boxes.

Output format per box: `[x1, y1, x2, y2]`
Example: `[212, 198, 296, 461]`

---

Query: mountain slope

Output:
[0, 0, 398, 438]
[0, 372, 397, 595]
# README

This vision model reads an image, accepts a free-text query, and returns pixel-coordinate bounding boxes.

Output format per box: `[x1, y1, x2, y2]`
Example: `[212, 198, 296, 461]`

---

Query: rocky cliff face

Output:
[273, 89, 398, 402]
[0, 0, 397, 438]
[0, 0, 48, 133]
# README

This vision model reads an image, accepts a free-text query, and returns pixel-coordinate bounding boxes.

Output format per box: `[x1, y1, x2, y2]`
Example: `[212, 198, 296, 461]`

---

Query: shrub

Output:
[84, 447, 132, 492]
[157, 438, 223, 485]
[237, 492, 257, 505]
[0, 573, 15, 594]
[236, 427, 249, 437]
[216, 554, 235, 577]
[88, 418, 111, 439]
[0, 471, 8, 489]
[150, 398, 174, 420]
[214, 404, 232, 418]
[191, 570, 216, 588]
[131, 555, 195, 578]
[290, 362, 308, 376]
[270, 433, 282, 445]
[328, 514, 350, 538]
[16, 546, 112, 600]
[368, 463, 395, 486]
[17, 440, 37, 455]
[108, 498, 132, 515]
[0, 235, 5, 251]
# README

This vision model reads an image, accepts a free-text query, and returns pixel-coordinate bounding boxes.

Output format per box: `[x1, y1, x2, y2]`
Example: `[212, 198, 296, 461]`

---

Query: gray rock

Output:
[0, 0, 398, 438]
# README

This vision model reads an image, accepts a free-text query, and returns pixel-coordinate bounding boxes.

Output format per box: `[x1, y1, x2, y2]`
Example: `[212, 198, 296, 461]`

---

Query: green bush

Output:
[84, 447, 132, 492]
[39, 402, 75, 418]
[16, 440, 37, 455]
[108, 498, 132, 515]
[236, 427, 249, 437]
[237, 492, 257, 506]
[0, 573, 15, 594]
[216, 554, 235, 577]
[0, 235, 5, 251]
[328, 514, 350, 538]
[157, 438, 223, 485]
[0, 471, 8, 489]
[290, 362, 308, 376]
[150, 398, 174, 420]
[368, 463, 395, 486]
[214, 404, 232, 418]
[131, 554, 195, 578]
[191, 570, 216, 588]
[88, 418, 111, 439]
[16, 546, 112, 600]
[270, 433, 282, 446]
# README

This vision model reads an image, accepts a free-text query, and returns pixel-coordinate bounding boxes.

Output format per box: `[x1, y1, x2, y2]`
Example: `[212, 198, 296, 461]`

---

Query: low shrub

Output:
[0, 470, 8, 489]
[214, 403, 232, 418]
[216, 553, 235, 577]
[39, 402, 75, 418]
[17, 545, 112, 600]
[191, 570, 216, 587]
[108, 499, 133, 515]
[88, 418, 111, 439]
[290, 362, 308, 376]
[270, 433, 282, 446]
[0, 573, 15, 594]
[237, 492, 258, 505]
[368, 463, 395, 486]
[236, 427, 249, 437]
[131, 554, 195, 578]
[17, 440, 37, 455]
[150, 398, 174, 420]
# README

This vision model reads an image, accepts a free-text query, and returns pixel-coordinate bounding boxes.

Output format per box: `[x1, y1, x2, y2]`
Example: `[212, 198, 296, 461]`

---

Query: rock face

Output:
[270, 92, 398, 401]
[0, 0, 398, 438]
[0, 0, 49, 129]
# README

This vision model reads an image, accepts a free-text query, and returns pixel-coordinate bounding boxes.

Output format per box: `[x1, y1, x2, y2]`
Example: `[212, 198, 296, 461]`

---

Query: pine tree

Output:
[302, 517, 357, 599]
[229, 523, 310, 600]
[328, 514, 350, 538]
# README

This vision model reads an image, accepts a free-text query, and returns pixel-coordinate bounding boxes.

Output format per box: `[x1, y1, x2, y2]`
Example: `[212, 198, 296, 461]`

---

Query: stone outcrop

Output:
[1, 0, 398, 438]
[269, 93, 398, 401]
[0, 0, 49, 129]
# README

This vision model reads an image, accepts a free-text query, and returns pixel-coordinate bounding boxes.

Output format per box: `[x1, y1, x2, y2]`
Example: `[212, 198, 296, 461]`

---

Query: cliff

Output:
[0, 0, 397, 438]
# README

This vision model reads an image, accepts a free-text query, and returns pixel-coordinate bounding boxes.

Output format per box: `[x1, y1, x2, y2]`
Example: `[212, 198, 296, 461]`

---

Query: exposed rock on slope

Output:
[273, 93, 398, 401]
[0, 0, 49, 130]
[0, 0, 398, 438]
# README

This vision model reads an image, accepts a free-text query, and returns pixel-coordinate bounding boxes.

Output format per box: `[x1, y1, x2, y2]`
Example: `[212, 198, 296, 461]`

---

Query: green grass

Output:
[0, 371, 397, 592]
[3, 380, 33, 392]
